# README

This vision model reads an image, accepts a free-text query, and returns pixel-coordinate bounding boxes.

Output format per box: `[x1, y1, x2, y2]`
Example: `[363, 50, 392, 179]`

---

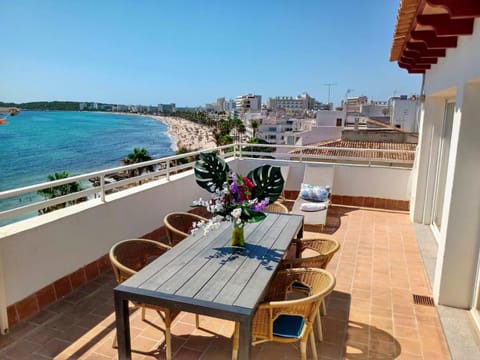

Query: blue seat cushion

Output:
[272, 314, 305, 338]
[292, 281, 311, 293]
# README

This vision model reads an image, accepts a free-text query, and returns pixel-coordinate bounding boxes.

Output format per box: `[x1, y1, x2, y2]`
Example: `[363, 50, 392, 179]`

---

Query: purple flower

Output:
[229, 172, 240, 201]
[252, 198, 270, 211]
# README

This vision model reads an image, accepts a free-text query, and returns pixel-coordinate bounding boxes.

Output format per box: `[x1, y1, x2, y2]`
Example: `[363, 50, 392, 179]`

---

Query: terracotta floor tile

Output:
[34, 337, 71, 358]
[397, 337, 422, 355]
[0, 207, 455, 360]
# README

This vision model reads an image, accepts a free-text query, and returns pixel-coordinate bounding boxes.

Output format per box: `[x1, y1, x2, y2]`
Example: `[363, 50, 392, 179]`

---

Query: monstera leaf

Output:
[194, 153, 230, 193]
[247, 165, 284, 203]
[242, 207, 267, 223]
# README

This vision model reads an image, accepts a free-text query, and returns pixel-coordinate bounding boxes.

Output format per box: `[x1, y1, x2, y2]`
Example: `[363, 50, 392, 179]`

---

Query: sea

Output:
[0, 111, 175, 224]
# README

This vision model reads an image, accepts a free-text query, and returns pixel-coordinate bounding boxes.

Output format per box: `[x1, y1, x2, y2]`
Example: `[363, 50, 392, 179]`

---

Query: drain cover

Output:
[413, 294, 435, 306]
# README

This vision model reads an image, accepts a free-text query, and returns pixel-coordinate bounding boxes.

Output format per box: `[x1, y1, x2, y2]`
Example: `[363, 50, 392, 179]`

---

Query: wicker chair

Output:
[283, 235, 340, 270]
[265, 201, 289, 214]
[109, 239, 178, 360]
[232, 268, 335, 360]
[163, 212, 208, 246]
[281, 235, 340, 340]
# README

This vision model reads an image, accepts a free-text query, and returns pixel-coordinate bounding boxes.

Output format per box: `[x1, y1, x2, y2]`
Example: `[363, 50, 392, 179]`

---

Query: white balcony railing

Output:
[0, 143, 415, 225]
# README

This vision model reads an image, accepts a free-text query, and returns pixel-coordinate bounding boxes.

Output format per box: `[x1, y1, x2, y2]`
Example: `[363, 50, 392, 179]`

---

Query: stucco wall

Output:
[413, 19, 480, 309]
[236, 159, 411, 200]
[0, 170, 208, 305]
[424, 21, 480, 95]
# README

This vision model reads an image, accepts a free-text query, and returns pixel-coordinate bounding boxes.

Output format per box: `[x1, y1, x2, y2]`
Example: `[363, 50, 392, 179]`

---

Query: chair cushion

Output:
[300, 202, 327, 212]
[272, 314, 305, 338]
[292, 280, 311, 293]
[300, 183, 330, 202]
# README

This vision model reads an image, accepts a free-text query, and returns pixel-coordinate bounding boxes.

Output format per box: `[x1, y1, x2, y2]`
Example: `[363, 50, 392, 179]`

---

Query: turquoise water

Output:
[0, 111, 175, 221]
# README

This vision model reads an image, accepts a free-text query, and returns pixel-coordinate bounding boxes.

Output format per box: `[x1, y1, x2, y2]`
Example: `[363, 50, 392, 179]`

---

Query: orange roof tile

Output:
[289, 140, 416, 163]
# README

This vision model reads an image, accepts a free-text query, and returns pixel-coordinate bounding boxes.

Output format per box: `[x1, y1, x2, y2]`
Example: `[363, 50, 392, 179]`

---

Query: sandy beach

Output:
[150, 115, 216, 151]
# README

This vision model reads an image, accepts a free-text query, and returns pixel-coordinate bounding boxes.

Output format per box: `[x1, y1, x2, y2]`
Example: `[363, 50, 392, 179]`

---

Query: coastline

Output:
[148, 115, 216, 152]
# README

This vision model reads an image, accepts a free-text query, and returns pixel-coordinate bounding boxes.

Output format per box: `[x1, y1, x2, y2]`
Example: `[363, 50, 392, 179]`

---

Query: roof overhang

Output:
[390, 0, 480, 74]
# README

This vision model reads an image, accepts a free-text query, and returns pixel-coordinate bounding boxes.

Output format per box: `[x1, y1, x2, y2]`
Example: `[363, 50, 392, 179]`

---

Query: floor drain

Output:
[413, 294, 435, 306]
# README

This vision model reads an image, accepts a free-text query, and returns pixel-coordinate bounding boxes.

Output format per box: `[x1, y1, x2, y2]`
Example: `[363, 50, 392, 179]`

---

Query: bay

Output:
[0, 111, 175, 222]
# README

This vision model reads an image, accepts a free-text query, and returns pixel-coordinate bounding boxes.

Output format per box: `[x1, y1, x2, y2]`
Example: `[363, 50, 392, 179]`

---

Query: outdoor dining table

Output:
[114, 212, 304, 360]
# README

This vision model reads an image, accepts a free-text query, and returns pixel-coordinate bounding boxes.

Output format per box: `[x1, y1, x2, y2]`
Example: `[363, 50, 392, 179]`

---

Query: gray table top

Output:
[115, 212, 303, 320]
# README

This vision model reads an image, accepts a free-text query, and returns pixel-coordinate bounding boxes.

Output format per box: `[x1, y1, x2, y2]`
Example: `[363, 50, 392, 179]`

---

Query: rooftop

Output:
[0, 205, 452, 359]
[289, 140, 416, 164]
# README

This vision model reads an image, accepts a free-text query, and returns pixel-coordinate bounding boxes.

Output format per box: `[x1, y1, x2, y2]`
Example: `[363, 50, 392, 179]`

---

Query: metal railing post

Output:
[166, 161, 170, 181]
[100, 175, 106, 202]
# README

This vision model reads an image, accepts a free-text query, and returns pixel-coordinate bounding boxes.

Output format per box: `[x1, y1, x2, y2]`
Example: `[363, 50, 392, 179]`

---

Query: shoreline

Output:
[148, 115, 216, 152]
[96, 111, 217, 152]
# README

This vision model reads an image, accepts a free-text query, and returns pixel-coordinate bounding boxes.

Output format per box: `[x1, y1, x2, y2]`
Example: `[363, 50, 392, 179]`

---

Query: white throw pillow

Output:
[300, 202, 327, 212]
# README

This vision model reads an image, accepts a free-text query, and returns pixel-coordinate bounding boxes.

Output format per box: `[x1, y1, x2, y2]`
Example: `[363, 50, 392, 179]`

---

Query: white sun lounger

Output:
[291, 164, 335, 227]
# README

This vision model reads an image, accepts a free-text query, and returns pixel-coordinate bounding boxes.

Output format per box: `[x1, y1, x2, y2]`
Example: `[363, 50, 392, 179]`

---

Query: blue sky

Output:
[0, 0, 420, 107]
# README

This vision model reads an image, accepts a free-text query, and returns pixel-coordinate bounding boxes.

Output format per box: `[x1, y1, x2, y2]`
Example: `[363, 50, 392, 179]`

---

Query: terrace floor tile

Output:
[0, 206, 452, 359]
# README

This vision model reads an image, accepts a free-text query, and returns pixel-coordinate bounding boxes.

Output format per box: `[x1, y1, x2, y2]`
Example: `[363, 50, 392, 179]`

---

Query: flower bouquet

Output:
[192, 153, 284, 247]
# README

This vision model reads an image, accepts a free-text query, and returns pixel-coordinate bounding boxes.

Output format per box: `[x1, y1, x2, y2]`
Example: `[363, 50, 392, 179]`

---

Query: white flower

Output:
[231, 208, 242, 219]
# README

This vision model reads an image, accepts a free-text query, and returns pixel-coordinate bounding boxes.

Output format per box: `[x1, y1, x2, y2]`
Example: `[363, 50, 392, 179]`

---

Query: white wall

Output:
[295, 127, 343, 146]
[316, 110, 345, 127]
[236, 159, 411, 201]
[413, 19, 480, 309]
[0, 170, 207, 305]
[424, 21, 480, 95]
[391, 98, 418, 132]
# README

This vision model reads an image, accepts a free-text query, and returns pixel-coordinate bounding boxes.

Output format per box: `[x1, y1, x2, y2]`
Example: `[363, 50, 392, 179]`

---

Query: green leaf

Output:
[194, 152, 230, 193]
[242, 207, 267, 223]
[247, 165, 284, 203]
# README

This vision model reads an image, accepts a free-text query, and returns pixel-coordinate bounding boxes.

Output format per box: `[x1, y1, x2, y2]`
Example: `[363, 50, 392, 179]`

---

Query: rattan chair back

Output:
[232, 268, 335, 360]
[163, 212, 208, 246]
[110, 238, 171, 283]
[265, 201, 289, 214]
[282, 236, 340, 270]
[109, 239, 178, 359]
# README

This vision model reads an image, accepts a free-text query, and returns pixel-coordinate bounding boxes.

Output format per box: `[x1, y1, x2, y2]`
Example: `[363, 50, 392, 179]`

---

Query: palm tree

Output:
[121, 147, 154, 177]
[237, 123, 246, 141]
[250, 120, 260, 138]
[37, 171, 83, 214]
[176, 146, 198, 165]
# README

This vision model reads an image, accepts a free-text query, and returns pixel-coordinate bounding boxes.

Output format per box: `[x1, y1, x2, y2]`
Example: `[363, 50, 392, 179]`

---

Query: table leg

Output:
[238, 317, 252, 360]
[114, 291, 131, 360]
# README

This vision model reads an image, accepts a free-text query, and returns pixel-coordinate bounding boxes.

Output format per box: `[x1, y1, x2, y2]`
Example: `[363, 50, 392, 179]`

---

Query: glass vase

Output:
[231, 222, 245, 247]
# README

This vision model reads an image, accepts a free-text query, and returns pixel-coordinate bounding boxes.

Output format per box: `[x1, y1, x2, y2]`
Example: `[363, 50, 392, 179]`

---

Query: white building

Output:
[391, 0, 480, 336]
[267, 92, 322, 111]
[344, 95, 368, 114]
[360, 101, 388, 117]
[235, 94, 262, 117]
[315, 109, 346, 127]
[390, 96, 419, 132]
[158, 103, 176, 113]
[258, 117, 313, 144]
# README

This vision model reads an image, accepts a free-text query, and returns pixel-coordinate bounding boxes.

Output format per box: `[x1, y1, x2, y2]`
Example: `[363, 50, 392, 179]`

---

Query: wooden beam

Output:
[404, 48, 446, 58]
[410, 30, 458, 48]
[416, 14, 474, 35]
[427, 0, 480, 18]
[400, 56, 438, 64]
[405, 41, 448, 56]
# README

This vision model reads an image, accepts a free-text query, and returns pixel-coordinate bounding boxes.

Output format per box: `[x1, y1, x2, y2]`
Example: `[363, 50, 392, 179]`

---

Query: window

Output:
[336, 118, 342, 127]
